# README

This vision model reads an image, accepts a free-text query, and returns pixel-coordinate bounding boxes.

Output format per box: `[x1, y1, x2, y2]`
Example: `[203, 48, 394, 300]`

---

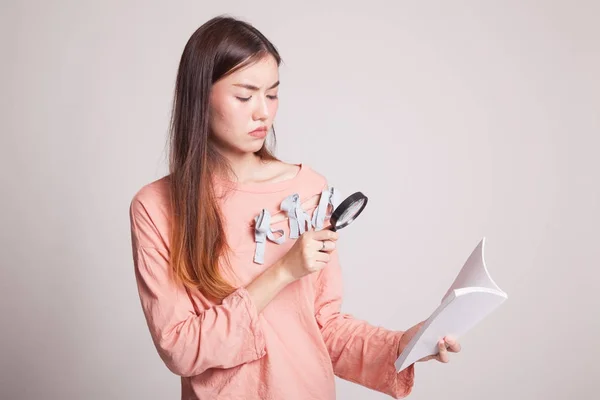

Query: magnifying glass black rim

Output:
[330, 191, 368, 231]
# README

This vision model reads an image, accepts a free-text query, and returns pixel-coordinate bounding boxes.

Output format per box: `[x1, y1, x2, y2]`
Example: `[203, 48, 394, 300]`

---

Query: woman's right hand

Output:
[275, 226, 339, 283]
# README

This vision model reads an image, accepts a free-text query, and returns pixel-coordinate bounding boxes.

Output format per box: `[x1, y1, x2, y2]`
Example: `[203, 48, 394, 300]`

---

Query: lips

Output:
[250, 127, 268, 133]
[249, 126, 268, 138]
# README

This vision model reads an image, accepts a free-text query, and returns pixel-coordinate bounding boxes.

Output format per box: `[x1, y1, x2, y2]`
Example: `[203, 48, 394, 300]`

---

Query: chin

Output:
[249, 142, 266, 153]
[232, 141, 265, 155]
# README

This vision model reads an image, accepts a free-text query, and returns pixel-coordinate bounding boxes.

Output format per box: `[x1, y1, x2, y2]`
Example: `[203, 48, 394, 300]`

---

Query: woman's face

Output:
[209, 54, 280, 156]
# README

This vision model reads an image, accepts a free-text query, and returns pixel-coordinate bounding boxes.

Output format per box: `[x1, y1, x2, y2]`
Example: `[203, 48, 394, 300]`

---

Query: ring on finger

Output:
[321, 240, 326, 251]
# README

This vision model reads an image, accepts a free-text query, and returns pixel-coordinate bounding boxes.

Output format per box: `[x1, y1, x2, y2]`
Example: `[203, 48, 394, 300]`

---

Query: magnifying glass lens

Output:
[339, 200, 364, 224]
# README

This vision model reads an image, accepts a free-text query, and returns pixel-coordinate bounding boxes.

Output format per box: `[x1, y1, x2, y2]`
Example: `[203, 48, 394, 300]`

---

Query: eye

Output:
[236, 96, 251, 102]
[267, 94, 278, 100]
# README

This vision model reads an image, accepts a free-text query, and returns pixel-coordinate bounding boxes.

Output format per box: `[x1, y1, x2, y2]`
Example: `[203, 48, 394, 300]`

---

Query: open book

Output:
[395, 237, 507, 372]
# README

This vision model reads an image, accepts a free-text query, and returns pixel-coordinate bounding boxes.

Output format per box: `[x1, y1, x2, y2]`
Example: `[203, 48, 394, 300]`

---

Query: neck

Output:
[219, 152, 268, 184]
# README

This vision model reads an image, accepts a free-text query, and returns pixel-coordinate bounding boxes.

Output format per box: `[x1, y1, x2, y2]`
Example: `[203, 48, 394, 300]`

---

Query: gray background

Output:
[2, 1, 599, 399]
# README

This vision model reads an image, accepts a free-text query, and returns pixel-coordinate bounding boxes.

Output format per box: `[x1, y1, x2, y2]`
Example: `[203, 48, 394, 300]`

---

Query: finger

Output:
[318, 240, 336, 253]
[312, 229, 339, 241]
[437, 339, 449, 363]
[315, 251, 331, 263]
[444, 336, 462, 353]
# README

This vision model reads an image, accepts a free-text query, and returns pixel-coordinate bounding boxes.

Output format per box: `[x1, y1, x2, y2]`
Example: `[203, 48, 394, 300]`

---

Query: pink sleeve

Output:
[313, 249, 415, 399]
[129, 199, 266, 377]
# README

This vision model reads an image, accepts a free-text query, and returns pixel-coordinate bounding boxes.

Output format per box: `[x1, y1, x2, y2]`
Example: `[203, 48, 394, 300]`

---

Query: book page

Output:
[395, 288, 507, 371]
[441, 237, 505, 303]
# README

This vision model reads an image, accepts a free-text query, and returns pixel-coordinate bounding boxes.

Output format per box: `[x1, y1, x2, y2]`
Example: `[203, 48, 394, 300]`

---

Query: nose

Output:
[253, 97, 269, 121]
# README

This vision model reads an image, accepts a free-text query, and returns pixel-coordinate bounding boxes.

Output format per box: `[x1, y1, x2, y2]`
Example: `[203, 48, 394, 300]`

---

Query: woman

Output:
[129, 15, 460, 400]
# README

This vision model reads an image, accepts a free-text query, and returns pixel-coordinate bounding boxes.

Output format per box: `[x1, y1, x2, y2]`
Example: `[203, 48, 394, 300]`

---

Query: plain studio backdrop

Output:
[2, 1, 599, 399]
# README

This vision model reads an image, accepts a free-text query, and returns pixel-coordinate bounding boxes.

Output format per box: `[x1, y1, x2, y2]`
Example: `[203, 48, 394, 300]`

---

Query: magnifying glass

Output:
[328, 191, 368, 231]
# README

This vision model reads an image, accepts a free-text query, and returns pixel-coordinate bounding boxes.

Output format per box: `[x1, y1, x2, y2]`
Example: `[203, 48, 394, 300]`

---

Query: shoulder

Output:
[130, 175, 171, 214]
[129, 175, 171, 249]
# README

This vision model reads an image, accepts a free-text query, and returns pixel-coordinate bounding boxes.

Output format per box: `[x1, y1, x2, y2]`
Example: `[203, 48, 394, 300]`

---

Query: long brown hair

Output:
[168, 15, 282, 301]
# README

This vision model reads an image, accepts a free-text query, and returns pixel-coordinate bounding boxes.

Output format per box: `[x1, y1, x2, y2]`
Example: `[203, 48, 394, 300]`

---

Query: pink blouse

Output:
[129, 163, 415, 399]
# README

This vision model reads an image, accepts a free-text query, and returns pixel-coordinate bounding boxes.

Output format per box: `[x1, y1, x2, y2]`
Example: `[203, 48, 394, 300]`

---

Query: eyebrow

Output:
[233, 81, 280, 91]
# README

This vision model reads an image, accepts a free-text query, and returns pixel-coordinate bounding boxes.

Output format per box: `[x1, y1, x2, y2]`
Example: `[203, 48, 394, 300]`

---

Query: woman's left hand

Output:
[416, 336, 462, 363]
[397, 321, 462, 364]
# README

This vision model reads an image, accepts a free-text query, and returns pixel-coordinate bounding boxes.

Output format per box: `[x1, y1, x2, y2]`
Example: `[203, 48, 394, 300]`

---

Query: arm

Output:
[313, 249, 416, 399]
[129, 199, 287, 377]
